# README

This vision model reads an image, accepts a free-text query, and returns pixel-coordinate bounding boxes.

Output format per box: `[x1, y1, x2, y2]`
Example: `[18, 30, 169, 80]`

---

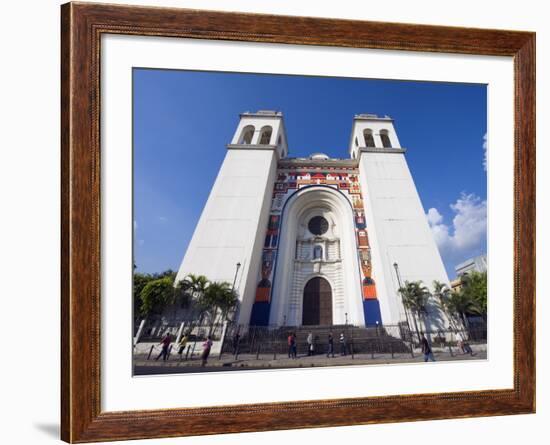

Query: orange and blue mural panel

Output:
[363, 299, 382, 326]
[255, 278, 271, 303]
[362, 277, 377, 300]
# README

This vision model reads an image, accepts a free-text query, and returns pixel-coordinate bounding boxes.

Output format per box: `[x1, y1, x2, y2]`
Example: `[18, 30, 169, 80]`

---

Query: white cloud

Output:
[483, 133, 487, 171]
[426, 207, 443, 226]
[426, 193, 487, 258]
[158, 216, 168, 223]
[133, 220, 138, 230]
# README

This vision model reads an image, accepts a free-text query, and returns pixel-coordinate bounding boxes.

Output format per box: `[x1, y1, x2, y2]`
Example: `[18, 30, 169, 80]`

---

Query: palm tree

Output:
[182, 274, 209, 298]
[432, 280, 449, 301]
[168, 278, 193, 320]
[203, 281, 239, 335]
[445, 291, 481, 332]
[399, 281, 430, 342]
[179, 274, 210, 325]
[460, 272, 487, 318]
[432, 280, 459, 331]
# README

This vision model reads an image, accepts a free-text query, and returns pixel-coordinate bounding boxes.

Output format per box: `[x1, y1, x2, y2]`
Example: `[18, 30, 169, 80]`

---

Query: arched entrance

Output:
[269, 186, 365, 327]
[302, 277, 333, 325]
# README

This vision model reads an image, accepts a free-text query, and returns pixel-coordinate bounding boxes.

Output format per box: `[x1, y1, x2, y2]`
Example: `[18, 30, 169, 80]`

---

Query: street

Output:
[134, 347, 486, 375]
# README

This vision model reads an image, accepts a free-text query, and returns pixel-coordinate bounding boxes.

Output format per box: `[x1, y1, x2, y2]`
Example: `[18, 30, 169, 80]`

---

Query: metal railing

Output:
[133, 319, 487, 363]
[216, 323, 487, 359]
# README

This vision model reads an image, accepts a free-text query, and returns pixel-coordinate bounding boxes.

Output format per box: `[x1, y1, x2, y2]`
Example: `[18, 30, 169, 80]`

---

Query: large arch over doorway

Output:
[302, 277, 333, 325]
[269, 185, 364, 327]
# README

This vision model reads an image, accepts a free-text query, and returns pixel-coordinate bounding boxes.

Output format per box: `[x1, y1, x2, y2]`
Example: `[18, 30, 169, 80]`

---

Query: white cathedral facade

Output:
[176, 111, 450, 330]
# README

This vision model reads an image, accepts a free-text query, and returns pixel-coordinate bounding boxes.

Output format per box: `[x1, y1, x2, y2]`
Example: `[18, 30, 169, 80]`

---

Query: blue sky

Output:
[133, 68, 487, 279]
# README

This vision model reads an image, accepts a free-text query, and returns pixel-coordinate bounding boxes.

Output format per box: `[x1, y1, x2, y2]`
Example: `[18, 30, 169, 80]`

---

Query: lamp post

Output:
[219, 262, 241, 359]
[231, 262, 241, 293]
[228, 262, 242, 322]
[393, 262, 413, 343]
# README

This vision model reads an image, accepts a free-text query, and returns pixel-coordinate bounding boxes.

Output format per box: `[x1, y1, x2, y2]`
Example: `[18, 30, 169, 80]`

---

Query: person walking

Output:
[177, 333, 188, 359]
[327, 331, 334, 358]
[457, 331, 476, 356]
[232, 332, 240, 355]
[291, 332, 298, 359]
[307, 332, 314, 356]
[462, 340, 475, 356]
[201, 336, 213, 367]
[421, 334, 435, 362]
[155, 332, 172, 361]
[456, 331, 466, 354]
[339, 332, 346, 356]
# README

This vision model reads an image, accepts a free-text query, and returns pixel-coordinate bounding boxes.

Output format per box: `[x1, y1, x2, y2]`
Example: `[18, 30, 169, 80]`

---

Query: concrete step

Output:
[228, 325, 411, 355]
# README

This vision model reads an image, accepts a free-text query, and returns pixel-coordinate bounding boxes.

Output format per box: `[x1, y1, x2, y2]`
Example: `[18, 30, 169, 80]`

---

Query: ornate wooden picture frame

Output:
[61, 2, 535, 442]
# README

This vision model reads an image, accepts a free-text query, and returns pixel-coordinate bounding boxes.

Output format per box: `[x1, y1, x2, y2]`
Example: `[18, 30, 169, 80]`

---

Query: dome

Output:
[309, 153, 330, 160]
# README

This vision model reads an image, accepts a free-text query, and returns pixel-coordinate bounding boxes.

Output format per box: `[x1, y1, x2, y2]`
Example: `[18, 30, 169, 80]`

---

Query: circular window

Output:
[308, 216, 329, 235]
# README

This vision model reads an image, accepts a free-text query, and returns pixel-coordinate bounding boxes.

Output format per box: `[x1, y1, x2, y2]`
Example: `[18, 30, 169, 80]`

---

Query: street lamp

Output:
[231, 262, 242, 293]
[393, 262, 403, 288]
[226, 262, 241, 323]
[219, 262, 242, 359]
[393, 262, 413, 342]
[345, 312, 348, 326]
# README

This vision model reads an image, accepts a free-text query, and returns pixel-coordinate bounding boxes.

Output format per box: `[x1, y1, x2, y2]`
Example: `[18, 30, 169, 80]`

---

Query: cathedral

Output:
[175, 111, 450, 330]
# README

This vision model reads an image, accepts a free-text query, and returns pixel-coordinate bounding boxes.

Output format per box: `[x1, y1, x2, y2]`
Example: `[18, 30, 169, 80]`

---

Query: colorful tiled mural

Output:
[249, 166, 382, 326]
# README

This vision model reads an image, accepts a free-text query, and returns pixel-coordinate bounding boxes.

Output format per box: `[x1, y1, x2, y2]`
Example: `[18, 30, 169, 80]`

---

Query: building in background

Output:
[455, 254, 487, 277]
[176, 111, 450, 330]
[451, 254, 487, 291]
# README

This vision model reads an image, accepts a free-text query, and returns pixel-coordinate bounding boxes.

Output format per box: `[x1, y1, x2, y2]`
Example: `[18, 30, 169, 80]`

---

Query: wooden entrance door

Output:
[302, 277, 332, 325]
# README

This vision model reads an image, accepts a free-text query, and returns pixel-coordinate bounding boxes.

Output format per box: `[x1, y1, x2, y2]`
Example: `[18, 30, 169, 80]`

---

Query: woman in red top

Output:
[201, 336, 213, 367]
[155, 333, 172, 361]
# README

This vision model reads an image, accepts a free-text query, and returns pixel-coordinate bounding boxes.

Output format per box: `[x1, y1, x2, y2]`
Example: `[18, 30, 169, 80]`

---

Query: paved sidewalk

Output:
[134, 345, 486, 375]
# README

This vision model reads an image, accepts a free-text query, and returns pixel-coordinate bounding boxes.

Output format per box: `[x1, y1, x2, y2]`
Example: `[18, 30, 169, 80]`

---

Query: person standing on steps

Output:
[327, 331, 334, 358]
[291, 332, 298, 359]
[339, 332, 346, 356]
[307, 331, 314, 356]
[286, 332, 294, 358]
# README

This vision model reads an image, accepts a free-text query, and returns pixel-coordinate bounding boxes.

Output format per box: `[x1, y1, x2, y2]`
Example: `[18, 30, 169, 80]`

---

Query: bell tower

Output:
[230, 110, 288, 158]
[351, 113, 451, 331]
[176, 111, 287, 325]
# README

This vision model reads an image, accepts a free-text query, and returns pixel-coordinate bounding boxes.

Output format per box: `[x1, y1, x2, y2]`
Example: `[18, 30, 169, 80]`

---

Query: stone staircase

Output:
[228, 325, 411, 356]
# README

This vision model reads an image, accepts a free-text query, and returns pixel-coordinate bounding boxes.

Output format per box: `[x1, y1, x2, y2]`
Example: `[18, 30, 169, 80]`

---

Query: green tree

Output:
[133, 270, 182, 320]
[203, 281, 238, 324]
[460, 271, 487, 315]
[445, 291, 481, 330]
[398, 281, 430, 342]
[179, 274, 210, 323]
[133, 273, 154, 317]
[432, 280, 459, 331]
[139, 276, 174, 317]
[173, 278, 192, 309]
[152, 269, 177, 281]
[134, 271, 240, 330]
[432, 280, 450, 302]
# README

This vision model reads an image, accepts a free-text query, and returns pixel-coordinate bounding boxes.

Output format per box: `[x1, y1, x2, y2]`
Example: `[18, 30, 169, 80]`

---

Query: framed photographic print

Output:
[61, 2, 535, 442]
